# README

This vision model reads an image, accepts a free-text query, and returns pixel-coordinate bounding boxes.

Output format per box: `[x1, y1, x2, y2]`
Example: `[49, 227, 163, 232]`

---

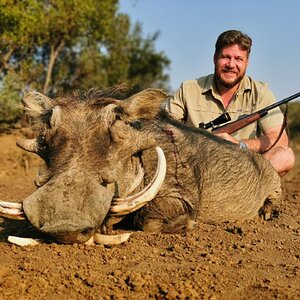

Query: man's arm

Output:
[244, 126, 289, 153]
[215, 125, 287, 152]
[164, 84, 186, 121]
[215, 126, 295, 176]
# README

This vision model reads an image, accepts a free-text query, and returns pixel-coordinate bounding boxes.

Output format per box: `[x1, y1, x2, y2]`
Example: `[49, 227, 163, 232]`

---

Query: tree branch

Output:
[43, 41, 65, 93]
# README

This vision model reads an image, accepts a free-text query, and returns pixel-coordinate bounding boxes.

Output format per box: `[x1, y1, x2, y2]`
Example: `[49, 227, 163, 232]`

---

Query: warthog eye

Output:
[130, 120, 142, 130]
[37, 135, 46, 147]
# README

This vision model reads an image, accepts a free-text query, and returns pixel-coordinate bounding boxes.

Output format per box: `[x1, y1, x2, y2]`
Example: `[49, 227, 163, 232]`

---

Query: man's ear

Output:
[213, 53, 218, 65]
[246, 56, 250, 67]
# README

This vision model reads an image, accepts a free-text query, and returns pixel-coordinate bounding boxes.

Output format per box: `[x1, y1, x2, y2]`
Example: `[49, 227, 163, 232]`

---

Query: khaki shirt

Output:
[165, 74, 284, 141]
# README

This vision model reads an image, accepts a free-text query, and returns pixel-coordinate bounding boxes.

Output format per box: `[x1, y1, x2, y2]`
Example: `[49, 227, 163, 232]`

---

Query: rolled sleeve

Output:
[257, 86, 284, 132]
[165, 84, 187, 121]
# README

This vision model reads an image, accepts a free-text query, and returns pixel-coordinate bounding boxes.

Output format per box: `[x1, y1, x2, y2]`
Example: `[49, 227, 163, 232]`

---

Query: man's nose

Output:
[226, 58, 235, 68]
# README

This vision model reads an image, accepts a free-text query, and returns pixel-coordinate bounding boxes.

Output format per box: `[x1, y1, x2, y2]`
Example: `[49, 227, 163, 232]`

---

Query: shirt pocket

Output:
[226, 107, 254, 121]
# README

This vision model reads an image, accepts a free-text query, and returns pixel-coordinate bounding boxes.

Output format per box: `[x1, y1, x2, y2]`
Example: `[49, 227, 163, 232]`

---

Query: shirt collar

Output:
[202, 74, 215, 94]
[202, 74, 252, 96]
[236, 76, 251, 95]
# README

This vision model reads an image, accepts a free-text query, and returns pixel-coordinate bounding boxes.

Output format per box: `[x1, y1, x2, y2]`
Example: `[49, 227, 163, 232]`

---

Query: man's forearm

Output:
[243, 129, 289, 154]
[214, 127, 289, 154]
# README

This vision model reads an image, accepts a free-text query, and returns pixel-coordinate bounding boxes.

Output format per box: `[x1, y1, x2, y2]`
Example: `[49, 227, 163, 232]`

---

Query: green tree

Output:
[126, 23, 170, 89]
[35, 0, 119, 93]
[285, 102, 300, 143]
[0, 0, 170, 125]
[0, 0, 170, 91]
[0, 70, 23, 125]
[66, 16, 170, 90]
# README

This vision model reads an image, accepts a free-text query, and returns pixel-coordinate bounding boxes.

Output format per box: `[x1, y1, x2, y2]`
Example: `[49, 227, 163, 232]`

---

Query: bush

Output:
[0, 71, 23, 127]
[283, 102, 300, 144]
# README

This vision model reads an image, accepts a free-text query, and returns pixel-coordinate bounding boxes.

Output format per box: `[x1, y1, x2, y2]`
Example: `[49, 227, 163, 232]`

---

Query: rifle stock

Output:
[210, 91, 300, 135]
[212, 111, 267, 134]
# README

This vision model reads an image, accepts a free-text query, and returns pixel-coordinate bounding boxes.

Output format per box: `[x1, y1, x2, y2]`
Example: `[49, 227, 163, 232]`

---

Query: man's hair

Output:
[214, 30, 252, 57]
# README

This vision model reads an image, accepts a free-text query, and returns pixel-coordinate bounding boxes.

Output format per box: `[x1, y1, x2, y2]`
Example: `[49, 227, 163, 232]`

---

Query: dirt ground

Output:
[0, 130, 299, 300]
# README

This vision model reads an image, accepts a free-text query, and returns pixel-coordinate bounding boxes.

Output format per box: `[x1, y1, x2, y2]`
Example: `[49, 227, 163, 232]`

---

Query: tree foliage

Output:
[285, 102, 300, 143]
[0, 70, 23, 124]
[0, 0, 170, 125]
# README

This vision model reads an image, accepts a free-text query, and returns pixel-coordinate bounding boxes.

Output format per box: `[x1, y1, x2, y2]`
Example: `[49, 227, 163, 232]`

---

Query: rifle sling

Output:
[261, 104, 288, 154]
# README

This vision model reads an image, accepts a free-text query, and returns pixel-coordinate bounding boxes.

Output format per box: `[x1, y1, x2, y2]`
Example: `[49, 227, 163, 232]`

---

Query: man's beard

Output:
[215, 69, 245, 89]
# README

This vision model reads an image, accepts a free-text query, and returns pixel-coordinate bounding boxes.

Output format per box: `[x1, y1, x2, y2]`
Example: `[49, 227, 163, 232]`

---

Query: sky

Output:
[119, 0, 300, 100]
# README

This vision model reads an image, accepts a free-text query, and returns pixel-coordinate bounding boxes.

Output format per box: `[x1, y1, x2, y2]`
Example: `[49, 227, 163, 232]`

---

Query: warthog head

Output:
[8, 87, 168, 243]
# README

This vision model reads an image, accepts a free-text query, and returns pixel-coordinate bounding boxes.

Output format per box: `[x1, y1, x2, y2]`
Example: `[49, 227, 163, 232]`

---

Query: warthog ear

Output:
[50, 106, 62, 129]
[22, 90, 54, 119]
[125, 88, 167, 120]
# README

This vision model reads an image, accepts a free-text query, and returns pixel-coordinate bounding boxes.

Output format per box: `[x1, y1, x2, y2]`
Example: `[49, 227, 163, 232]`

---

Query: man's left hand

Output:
[214, 132, 238, 144]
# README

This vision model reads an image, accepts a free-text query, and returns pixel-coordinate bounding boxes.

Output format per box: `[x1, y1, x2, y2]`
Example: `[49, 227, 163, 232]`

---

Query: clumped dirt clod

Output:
[0, 131, 299, 299]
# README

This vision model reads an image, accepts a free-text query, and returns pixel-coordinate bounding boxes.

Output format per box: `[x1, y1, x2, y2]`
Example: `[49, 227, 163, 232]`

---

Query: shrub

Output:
[0, 71, 23, 127]
[283, 102, 300, 144]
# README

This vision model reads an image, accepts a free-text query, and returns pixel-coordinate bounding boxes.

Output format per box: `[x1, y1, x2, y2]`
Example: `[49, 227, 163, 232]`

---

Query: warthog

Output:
[0, 86, 281, 244]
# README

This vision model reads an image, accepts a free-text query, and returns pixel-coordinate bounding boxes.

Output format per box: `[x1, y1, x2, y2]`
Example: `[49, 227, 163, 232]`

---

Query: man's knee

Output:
[285, 147, 296, 169]
[263, 147, 295, 176]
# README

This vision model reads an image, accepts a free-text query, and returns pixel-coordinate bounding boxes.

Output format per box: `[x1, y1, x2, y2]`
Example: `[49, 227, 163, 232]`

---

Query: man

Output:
[165, 30, 295, 176]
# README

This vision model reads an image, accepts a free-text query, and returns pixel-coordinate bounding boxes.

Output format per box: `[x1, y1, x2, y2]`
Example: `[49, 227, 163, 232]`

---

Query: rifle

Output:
[199, 92, 300, 134]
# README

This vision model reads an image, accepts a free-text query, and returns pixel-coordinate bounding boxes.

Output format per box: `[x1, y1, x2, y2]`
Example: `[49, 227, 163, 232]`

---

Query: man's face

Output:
[214, 44, 249, 89]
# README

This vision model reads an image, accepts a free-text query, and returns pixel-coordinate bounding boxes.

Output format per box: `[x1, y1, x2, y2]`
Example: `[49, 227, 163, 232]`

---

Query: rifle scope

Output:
[199, 112, 231, 129]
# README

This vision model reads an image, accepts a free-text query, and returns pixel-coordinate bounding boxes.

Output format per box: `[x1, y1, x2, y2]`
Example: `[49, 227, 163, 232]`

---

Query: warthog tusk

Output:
[126, 165, 144, 195]
[8, 233, 132, 246]
[110, 146, 166, 215]
[93, 232, 132, 245]
[0, 201, 22, 209]
[0, 201, 25, 220]
[8, 236, 42, 246]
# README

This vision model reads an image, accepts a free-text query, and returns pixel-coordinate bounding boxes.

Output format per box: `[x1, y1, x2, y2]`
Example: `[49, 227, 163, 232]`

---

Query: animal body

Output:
[1, 86, 281, 243]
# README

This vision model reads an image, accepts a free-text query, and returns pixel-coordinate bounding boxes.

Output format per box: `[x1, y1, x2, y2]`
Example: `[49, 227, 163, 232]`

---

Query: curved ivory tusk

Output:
[0, 200, 22, 209]
[8, 236, 42, 246]
[93, 232, 132, 245]
[126, 165, 144, 195]
[8, 233, 132, 246]
[109, 146, 166, 215]
[16, 138, 39, 153]
[0, 200, 25, 220]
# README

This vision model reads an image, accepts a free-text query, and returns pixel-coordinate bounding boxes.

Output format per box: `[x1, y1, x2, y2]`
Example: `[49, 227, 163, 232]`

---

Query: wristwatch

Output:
[239, 140, 248, 150]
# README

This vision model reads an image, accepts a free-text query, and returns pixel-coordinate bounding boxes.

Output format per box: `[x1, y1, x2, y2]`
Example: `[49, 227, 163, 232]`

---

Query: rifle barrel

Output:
[265, 91, 300, 112]
[212, 91, 300, 134]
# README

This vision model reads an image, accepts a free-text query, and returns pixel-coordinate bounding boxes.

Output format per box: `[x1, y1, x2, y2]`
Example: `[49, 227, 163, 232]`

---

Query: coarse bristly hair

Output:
[22, 90, 54, 118]
[21, 85, 137, 120]
[67, 85, 141, 102]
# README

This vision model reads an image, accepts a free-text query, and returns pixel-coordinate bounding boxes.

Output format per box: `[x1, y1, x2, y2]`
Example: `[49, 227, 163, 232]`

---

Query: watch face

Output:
[239, 141, 248, 150]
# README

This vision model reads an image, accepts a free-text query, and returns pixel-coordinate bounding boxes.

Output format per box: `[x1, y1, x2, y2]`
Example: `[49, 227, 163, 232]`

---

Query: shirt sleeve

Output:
[257, 85, 285, 133]
[164, 83, 187, 122]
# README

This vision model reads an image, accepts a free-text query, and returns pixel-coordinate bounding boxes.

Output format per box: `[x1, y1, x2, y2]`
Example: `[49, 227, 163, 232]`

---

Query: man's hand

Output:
[214, 132, 239, 144]
[214, 126, 295, 176]
[214, 125, 288, 152]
